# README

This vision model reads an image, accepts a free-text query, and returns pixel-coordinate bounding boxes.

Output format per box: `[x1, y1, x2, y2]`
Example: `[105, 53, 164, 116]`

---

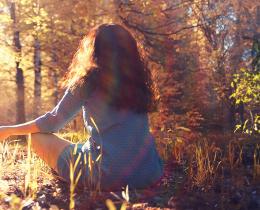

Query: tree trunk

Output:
[33, 37, 42, 116]
[50, 17, 59, 105]
[51, 42, 59, 105]
[53, 70, 59, 105]
[16, 64, 26, 123]
[256, 6, 260, 26]
[10, 2, 26, 124]
[228, 101, 236, 130]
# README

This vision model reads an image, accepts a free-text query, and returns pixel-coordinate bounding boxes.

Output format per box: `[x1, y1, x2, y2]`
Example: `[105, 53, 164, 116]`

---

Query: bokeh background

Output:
[0, 0, 259, 159]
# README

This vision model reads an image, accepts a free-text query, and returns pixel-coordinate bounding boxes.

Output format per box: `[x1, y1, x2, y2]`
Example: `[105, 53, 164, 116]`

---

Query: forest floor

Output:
[0, 132, 259, 210]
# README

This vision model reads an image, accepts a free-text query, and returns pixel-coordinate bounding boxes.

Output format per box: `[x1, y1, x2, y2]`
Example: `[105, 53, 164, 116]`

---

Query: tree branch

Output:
[119, 15, 201, 37]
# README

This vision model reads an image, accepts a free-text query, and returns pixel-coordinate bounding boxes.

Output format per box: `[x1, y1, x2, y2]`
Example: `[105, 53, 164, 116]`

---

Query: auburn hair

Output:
[63, 23, 154, 113]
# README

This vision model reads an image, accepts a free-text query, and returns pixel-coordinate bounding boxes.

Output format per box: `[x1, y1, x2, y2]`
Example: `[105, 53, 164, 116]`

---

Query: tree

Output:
[8, 0, 26, 124]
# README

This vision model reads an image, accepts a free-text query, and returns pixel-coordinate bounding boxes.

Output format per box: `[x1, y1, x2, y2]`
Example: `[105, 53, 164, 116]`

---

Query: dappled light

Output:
[0, 0, 259, 209]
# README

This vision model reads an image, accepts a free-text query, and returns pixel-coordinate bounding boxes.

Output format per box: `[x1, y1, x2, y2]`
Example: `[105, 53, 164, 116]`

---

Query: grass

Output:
[0, 138, 53, 209]
[185, 138, 222, 189]
[176, 136, 260, 190]
[0, 131, 259, 209]
[0, 131, 111, 210]
[170, 132, 260, 210]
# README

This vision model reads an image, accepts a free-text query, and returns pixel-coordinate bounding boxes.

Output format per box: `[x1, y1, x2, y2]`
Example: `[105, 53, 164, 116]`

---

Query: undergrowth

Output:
[0, 131, 259, 210]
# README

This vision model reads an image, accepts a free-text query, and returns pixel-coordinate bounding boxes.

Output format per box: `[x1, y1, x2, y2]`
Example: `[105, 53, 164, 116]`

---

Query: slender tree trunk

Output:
[53, 70, 59, 105]
[16, 63, 25, 123]
[50, 17, 59, 105]
[256, 6, 260, 26]
[228, 101, 236, 130]
[33, 37, 42, 116]
[10, 2, 26, 124]
[51, 45, 59, 105]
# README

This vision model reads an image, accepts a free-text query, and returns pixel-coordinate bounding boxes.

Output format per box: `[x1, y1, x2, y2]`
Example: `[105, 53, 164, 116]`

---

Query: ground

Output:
[0, 132, 259, 210]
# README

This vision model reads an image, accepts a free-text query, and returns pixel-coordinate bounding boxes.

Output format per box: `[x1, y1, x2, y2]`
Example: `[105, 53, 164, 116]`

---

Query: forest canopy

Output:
[0, 0, 259, 138]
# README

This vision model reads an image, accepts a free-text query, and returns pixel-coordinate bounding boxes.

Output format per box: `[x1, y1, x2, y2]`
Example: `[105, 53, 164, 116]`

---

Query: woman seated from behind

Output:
[0, 24, 163, 191]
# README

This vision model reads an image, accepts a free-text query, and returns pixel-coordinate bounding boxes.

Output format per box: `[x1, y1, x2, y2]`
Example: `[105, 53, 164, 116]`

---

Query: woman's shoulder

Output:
[68, 69, 100, 99]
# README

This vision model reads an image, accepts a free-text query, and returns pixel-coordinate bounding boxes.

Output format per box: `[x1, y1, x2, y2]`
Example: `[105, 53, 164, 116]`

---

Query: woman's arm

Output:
[34, 88, 85, 133]
[0, 121, 39, 140]
[0, 87, 86, 141]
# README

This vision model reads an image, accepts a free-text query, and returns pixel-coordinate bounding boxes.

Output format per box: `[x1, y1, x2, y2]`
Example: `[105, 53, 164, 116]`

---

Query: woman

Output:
[0, 24, 163, 191]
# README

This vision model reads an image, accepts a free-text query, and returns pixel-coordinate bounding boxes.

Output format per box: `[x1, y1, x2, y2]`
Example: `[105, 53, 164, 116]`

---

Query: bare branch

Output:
[119, 15, 201, 37]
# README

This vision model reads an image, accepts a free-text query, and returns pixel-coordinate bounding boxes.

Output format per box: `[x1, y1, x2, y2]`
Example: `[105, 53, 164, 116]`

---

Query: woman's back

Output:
[81, 90, 163, 189]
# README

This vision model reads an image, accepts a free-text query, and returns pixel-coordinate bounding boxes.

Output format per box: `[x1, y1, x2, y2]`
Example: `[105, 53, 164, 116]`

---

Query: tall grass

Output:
[65, 123, 103, 209]
[2, 129, 257, 209]
[69, 144, 82, 210]
[185, 139, 222, 189]
[254, 144, 260, 179]
[0, 136, 52, 209]
[0, 129, 105, 209]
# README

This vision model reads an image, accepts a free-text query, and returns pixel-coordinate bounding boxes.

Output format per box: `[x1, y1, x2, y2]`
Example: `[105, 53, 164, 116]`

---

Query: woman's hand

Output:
[0, 126, 11, 141]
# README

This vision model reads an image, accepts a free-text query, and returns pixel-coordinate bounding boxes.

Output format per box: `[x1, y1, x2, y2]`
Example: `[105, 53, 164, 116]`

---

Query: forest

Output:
[0, 0, 259, 209]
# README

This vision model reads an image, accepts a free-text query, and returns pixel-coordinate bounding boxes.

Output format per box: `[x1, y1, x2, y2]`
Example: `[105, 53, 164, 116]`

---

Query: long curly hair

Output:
[63, 23, 154, 113]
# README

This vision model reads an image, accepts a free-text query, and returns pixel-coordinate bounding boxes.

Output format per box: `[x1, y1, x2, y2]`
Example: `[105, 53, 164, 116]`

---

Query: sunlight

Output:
[0, 46, 15, 68]
[0, 0, 259, 209]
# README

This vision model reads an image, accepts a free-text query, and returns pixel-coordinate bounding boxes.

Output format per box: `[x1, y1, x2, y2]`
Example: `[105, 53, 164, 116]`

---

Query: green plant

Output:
[230, 68, 260, 135]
